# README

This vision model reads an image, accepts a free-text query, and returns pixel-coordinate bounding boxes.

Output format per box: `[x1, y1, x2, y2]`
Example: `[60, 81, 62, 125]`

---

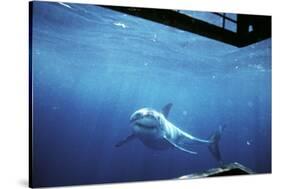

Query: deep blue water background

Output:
[31, 2, 272, 187]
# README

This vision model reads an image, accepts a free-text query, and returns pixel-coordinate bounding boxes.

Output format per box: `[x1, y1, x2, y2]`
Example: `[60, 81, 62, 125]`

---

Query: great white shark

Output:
[116, 103, 225, 164]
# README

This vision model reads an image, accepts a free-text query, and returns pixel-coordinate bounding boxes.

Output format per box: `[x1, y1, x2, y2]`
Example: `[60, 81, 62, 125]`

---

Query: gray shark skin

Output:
[116, 103, 225, 164]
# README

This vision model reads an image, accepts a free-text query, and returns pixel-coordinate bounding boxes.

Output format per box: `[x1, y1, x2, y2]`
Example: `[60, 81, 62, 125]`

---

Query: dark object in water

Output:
[101, 5, 271, 48]
[178, 162, 254, 179]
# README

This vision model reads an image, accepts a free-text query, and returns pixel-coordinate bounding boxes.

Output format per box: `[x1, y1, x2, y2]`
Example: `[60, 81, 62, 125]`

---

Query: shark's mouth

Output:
[135, 122, 156, 129]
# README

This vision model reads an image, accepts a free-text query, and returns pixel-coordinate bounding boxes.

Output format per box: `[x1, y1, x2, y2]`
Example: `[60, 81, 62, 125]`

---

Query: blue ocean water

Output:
[31, 2, 272, 187]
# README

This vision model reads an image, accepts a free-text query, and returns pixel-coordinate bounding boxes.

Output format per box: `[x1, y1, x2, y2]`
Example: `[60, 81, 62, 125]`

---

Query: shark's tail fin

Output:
[208, 125, 226, 166]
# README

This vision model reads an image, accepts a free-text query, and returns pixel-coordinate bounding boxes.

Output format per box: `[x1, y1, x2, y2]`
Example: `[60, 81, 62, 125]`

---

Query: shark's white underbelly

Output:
[133, 120, 178, 150]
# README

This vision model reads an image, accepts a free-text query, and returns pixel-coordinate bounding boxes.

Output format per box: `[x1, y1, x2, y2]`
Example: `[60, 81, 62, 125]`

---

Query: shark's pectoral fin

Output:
[163, 135, 198, 155]
[169, 126, 212, 146]
[115, 134, 136, 147]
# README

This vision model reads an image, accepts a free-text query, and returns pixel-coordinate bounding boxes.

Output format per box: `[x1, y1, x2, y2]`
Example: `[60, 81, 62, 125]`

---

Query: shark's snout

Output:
[130, 109, 154, 122]
[129, 108, 162, 130]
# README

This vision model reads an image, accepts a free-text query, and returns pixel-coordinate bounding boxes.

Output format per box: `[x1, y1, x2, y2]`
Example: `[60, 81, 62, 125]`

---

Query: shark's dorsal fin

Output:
[161, 103, 173, 118]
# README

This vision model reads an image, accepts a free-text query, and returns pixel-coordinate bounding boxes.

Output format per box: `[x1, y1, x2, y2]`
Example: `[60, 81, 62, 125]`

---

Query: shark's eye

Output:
[137, 113, 142, 118]
[132, 113, 142, 121]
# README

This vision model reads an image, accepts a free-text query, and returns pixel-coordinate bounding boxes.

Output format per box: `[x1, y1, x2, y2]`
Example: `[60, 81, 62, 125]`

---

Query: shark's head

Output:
[130, 108, 164, 134]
